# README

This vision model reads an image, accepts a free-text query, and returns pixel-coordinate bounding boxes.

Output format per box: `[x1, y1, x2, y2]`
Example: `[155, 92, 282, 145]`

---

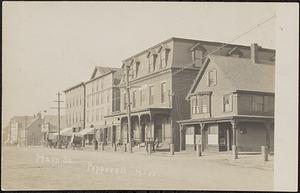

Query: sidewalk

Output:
[73, 144, 274, 171]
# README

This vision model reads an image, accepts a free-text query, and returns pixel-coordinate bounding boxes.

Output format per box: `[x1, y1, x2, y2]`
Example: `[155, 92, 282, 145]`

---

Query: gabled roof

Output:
[64, 82, 85, 93]
[186, 55, 275, 99]
[90, 66, 121, 79]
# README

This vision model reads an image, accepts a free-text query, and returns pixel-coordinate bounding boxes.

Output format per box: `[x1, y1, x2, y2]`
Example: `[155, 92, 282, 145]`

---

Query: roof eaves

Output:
[185, 57, 210, 100]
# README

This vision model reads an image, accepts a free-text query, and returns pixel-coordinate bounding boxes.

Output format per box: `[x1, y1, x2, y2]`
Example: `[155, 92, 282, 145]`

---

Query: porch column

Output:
[179, 124, 184, 151]
[138, 115, 142, 144]
[111, 126, 114, 145]
[264, 121, 272, 152]
[193, 125, 196, 151]
[231, 120, 238, 159]
[231, 120, 237, 146]
[226, 127, 230, 151]
[200, 123, 205, 151]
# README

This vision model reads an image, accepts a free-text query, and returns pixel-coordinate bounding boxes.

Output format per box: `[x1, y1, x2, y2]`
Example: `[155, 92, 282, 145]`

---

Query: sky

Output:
[2, 2, 276, 127]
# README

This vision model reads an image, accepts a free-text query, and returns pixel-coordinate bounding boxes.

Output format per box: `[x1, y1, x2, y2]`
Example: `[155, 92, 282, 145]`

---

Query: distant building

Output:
[41, 115, 67, 144]
[84, 66, 122, 145]
[25, 113, 45, 146]
[8, 115, 35, 145]
[8, 113, 53, 146]
[64, 82, 86, 132]
[178, 43, 275, 152]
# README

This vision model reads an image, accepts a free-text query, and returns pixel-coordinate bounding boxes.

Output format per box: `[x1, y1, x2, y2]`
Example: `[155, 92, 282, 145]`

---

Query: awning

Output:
[53, 127, 73, 137]
[75, 127, 95, 137]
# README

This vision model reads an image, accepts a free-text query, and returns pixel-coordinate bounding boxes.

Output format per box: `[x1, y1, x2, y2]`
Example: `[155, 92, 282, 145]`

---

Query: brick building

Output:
[178, 43, 275, 152]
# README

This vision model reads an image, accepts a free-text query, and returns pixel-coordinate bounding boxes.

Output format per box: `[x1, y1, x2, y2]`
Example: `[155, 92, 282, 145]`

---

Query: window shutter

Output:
[213, 69, 217, 86]
[207, 71, 209, 86]
[229, 94, 233, 111]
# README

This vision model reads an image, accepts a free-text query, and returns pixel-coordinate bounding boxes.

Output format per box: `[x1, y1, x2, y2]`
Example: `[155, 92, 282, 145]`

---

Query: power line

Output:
[111, 13, 276, 99]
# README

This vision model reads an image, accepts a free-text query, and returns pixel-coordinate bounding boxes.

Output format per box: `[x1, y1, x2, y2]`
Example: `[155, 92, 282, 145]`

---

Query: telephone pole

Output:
[51, 92, 64, 148]
[125, 63, 133, 153]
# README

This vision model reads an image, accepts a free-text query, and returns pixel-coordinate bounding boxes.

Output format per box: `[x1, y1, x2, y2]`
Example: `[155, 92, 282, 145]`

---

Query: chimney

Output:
[251, 43, 260, 63]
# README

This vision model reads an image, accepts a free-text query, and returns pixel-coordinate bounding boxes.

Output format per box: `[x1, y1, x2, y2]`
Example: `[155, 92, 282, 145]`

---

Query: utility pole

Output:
[125, 63, 133, 153]
[51, 92, 64, 148]
[168, 90, 175, 154]
[24, 115, 27, 146]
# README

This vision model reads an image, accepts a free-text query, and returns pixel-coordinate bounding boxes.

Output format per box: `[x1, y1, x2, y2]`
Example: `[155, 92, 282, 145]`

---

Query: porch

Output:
[178, 115, 274, 153]
[107, 108, 173, 149]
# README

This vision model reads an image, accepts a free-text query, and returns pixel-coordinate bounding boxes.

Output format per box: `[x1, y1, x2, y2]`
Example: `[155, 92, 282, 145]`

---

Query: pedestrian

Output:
[93, 138, 98, 150]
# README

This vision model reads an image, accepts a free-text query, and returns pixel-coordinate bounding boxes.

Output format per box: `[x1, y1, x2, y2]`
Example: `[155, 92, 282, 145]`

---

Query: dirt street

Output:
[1, 146, 273, 191]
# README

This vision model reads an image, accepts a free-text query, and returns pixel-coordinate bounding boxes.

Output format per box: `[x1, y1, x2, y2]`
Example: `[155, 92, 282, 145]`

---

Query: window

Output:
[96, 93, 99, 105]
[87, 96, 90, 107]
[263, 96, 274, 113]
[191, 97, 197, 114]
[86, 111, 90, 123]
[91, 110, 94, 122]
[135, 62, 140, 77]
[96, 109, 99, 121]
[208, 69, 217, 87]
[148, 54, 157, 73]
[223, 94, 233, 112]
[100, 93, 103, 104]
[160, 49, 170, 68]
[140, 89, 145, 106]
[100, 80, 104, 90]
[149, 86, 154, 105]
[130, 65, 135, 79]
[160, 82, 167, 103]
[201, 97, 208, 113]
[123, 93, 127, 110]
[100, 108, 104, 121]
[132, 90, 136, 108]
[107, 107, 110, 115]
[191, 95, 209, 114]
[252, 95, 264, 112]
[107, 91, 110, 103]
[92, 95, 94, 106]
[193, 49, 203, 61]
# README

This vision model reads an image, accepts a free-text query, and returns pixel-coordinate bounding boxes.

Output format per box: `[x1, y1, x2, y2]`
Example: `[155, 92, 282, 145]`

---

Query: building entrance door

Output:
[112, 126, 116, 144]
[219, 123, 232, 151]
[154, 118, 163, 143]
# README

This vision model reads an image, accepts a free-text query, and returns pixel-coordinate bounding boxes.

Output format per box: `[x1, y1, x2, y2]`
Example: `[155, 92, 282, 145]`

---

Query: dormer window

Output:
[160, 48, 170, 69]
[148, 54, 157, 73]
[193, 49, 203, 62]
[135, 61, 140, 77]
[228, 47, 243, 58]
[131, 59, 140, 78]
[190, 43, 206, 67]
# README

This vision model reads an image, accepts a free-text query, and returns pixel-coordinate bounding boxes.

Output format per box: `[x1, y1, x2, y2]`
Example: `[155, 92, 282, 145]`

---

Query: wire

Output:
[64, 14, 276, 119]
